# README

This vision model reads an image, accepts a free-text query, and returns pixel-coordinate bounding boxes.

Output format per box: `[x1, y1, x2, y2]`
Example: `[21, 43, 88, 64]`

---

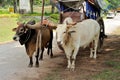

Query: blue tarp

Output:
[85, 0, 100, 19]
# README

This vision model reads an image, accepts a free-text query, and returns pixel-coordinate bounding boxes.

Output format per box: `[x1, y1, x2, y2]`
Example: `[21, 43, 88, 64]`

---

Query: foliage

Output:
[50, 14, 59, 20]
[91, 50, 120, 80]
[0, 14, 20, 18]
[0, 0, 51, 8]
[107, 0, 120, 9]
[92, 70, 120, 80]
[0, 0, 13, 8]
[0, 9, 9, 14]
[33, 0, 50, 6]
[17, 13, 59, 23]
[105, 60, 120, 69]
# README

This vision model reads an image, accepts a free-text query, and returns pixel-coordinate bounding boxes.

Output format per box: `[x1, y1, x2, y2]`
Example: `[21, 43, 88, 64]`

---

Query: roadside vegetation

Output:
[0, 18, 17, 43]
[0, 5, 59, 43]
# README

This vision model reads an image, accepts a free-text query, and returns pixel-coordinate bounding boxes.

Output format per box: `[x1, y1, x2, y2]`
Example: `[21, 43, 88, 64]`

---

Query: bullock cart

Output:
[56, 0, 107, 51]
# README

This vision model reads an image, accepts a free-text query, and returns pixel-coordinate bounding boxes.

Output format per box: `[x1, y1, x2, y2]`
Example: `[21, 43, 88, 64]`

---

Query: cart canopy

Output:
[58, 0, 109, 11]
[58, 0, 84, 11]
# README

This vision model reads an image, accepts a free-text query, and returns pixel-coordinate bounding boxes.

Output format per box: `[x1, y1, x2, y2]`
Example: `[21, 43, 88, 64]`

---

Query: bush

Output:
[0, 9, 9, 14]
[0, 14, 20, 18]
[50, 14, 59, 20]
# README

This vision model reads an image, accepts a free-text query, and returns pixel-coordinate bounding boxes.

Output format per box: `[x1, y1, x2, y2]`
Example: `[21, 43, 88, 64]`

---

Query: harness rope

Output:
[23, 29, 31, 44]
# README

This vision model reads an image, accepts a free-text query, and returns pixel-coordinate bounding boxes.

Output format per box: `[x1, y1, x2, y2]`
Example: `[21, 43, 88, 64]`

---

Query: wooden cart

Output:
[56, 0, 107, 50]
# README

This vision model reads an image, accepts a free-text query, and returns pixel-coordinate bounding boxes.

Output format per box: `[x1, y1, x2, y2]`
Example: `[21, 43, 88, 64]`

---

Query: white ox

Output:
[57, 19, 100, 71]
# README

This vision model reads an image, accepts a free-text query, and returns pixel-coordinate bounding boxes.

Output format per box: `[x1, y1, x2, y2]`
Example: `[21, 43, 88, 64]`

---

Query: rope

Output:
[36, 0, 45, 54]
[23, 29, 31, 44]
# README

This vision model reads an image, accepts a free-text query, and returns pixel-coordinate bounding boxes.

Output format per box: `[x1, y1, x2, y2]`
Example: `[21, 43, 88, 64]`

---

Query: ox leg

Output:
[48, 44, 53, 58]
[47, 43, 53, 58]
[47, 47, 53, 58]
[47, 47, 50, 55]
[90, 41, 94, 58]
[93, 38, 99, 59]
[47, 40, 53, 58]
[39, 48, 44, 60]
[28, 57, 33, 67]
[66, 55, 71, 69]
[71, 47, 79, 71]
[49, 30, 53, 58]
[35, 48, 39, 67]
[50, 48, 53, 58]
[64, 49, 72, 70]
[90, 48, 94, 58]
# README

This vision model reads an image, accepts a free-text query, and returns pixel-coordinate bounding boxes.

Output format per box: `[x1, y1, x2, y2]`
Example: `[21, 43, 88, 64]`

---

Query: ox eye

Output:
[20, 29, 24, 32]
[63, 31, 66, 33]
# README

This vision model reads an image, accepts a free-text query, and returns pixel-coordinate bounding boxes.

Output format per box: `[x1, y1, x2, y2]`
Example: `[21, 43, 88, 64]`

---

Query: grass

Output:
[91, 50, 120, 80]
[92, 70, 120, 80]
[0, 18, 17, 43]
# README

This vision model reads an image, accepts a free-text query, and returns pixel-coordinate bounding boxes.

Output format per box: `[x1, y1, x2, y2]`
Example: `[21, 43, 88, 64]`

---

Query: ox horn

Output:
[26, 22, 41, 29]
[68, 22, 77, 25]
[17, 22, 22, 25]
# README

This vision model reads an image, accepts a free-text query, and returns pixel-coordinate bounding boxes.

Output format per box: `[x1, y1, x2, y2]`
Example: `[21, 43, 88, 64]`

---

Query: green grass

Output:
[92, 70, 120, 80]
[91, 50, 120, 80]
[0, 18, 17, 43]
[105, 60, 120, 69]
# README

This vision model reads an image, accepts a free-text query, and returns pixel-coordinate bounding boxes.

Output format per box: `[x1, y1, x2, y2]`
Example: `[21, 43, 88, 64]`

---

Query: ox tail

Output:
[35, 30, 41, 55]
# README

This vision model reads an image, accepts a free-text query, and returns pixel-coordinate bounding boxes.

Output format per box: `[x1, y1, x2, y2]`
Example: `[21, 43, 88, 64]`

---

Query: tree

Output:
[50, 0, 55, 13]
[13, 0, 17, 13]
[107, 0, 120, 9]
[30, 0, 33, 13]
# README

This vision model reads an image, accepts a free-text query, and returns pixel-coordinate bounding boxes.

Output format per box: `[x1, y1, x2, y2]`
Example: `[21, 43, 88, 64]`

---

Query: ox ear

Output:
[66, 21, 69, 25]
[17, 22, 22, 25]
[12, 28, 17, 31]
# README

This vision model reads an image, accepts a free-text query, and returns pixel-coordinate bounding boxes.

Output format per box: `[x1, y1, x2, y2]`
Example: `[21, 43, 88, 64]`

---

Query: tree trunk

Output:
[51, 4, 55, 13]
[30, 0, 33, 13]
[13, 0, 17, 13]
[50, 0, 55, 13]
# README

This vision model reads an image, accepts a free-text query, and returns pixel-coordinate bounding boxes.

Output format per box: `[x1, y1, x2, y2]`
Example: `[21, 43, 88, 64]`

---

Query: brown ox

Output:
[12, 20, 53, 67]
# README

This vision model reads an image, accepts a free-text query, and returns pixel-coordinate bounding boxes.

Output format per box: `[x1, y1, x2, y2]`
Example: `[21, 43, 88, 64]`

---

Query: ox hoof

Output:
[39, 58, 43, 60]
[90, 56, 93, 58]
[93, 56, 97, 59]
[35, 64, 39, 67]
[50, 55, 53, 58]
[70, 68, 75, 71]
[28, 64, 33, 68]
[66, 68, 75, 71]
[66, 66, 75, 71]
[90, 54, 93, 58]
